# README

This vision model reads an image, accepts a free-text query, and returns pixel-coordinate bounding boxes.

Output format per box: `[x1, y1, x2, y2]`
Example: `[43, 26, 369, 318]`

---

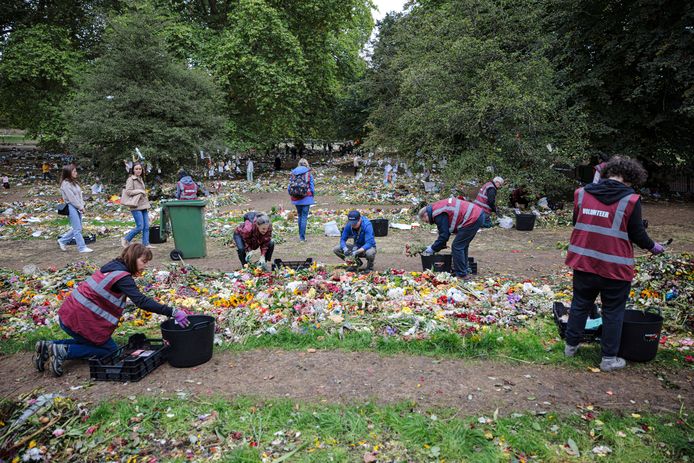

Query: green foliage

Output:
[205, 0, 308, 145]
[547, 0, 694, 167]
[67, 8, 225, 177]
[0, 24, 83, 147]
[365, 0, 587, 193]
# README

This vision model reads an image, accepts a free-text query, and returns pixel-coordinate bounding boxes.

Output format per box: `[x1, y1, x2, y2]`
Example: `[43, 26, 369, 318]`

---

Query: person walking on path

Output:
[121, 161, 153, 249]
[246, 158, 254, 182]
[33, 244, 189, 377]
[418, 197, 484, 279]
[288, 158, 315, 242]
[42, 161, 51, 180]
[564, 157, 665, 372]
[333, 210, 377, 272]
[353, 155, 360, 176]
[473, 176, 504, 227]
[57, 164, 92, 253]
[233, 212, 274, 270]
[383, 160, 392, 186]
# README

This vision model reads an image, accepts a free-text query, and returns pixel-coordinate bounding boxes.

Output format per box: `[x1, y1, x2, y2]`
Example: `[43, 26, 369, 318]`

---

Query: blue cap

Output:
[347, 210, 360, 225]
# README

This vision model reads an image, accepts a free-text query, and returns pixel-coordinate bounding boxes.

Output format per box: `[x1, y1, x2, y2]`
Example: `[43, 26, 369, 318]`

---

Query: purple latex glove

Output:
[650, 242, 665, 255]
[173, 309, 190, 327]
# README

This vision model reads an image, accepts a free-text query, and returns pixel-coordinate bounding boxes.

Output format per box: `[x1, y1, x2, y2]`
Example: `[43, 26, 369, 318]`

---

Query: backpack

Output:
[288, 171, 310, 198]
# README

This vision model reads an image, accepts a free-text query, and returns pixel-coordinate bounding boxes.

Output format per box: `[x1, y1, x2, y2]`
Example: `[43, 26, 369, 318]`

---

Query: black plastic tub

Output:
[67, 233, 96, 245]
[371, 218, 389, 237]
[552, 302, 601, 343]
[421, 254, 452, 273]
[618, 309, 663, 362]
[149, 226, 167, 244]
[515, 213, 536, 231]
[160, 315, 215, 368]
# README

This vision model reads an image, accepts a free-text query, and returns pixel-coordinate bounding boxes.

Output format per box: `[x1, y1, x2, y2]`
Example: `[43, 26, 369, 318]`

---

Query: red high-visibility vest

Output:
[473, 181, 495, 213]
[177, 181, 198, 200]
[58, 270, 130, 344]
[594, 162, 607, 175]
[565, 188, 639, 281]
[431, 197, 483, 233]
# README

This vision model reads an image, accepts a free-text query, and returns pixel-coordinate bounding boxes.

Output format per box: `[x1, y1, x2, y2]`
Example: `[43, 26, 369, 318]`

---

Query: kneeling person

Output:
[234, 212, 274, 271]
[418, 198, 484, 278]
[333, 210, 377, 271]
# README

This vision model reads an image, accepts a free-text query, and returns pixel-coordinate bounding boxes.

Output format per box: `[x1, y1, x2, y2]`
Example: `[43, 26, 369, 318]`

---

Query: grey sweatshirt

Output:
[60, 180, 85, 210]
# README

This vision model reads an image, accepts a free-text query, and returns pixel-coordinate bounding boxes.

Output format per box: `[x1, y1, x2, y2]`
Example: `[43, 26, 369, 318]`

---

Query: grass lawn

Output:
[1, 394, 691, 462]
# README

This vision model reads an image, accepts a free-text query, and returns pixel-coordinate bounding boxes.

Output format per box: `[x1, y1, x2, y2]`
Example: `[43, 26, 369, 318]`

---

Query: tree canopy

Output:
[67, 9, 225, 176]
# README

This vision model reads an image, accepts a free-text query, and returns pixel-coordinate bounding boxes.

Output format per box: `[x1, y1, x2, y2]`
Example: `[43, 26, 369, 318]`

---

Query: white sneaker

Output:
[79, 247, 94, 253]
[146, 244, 156, 249]
[120, 237, 128, 248]
[57, 239, 67, 251]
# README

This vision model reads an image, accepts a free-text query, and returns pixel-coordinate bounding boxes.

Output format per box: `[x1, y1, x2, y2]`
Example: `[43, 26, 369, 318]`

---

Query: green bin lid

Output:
[161, 199, 207, 207]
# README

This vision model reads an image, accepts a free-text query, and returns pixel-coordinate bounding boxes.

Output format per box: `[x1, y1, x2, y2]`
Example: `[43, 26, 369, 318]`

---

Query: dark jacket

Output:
[576, 180, 654, 250]
[102, 260, 174, 316]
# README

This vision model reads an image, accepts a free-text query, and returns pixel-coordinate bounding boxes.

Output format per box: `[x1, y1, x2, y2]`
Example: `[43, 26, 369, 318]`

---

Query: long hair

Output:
[130, 161, 145, 179]
[117, 243, 153, 275]
[60, 164, 78, 184]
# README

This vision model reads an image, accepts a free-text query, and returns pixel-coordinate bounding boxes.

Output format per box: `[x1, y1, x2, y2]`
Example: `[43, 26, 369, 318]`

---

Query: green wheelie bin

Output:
[160, 200, 208, 260]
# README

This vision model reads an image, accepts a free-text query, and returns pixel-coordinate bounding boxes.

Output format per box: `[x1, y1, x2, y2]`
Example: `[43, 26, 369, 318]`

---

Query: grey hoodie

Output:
[60, 180, 84, 210]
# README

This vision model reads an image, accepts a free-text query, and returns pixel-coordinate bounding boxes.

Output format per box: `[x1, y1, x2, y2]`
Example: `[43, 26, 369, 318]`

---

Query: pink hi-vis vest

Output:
[473, 181, 495, 213]
[58, 270, 129, 344]
[565, 188, 639, 281]
[431, 197, 483, 233]
[177, 180, 198, 200]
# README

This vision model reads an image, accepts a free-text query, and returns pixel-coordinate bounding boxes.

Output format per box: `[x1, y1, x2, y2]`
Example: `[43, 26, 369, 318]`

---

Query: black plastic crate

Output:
[66, 233, 96, 245]
[273, 258, 313, 271]
[89, 334, 167, 382]
[552, 301, 601, 343]
[371, 218, 389, 237]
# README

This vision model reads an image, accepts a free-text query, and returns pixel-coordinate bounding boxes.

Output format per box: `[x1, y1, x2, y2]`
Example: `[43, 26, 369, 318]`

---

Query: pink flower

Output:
[53, 428, 65, 437]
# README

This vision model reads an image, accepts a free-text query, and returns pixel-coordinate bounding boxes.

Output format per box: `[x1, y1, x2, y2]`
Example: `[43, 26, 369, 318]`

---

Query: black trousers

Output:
[566, 269, 631, 357]
[233, 233, 274, 266]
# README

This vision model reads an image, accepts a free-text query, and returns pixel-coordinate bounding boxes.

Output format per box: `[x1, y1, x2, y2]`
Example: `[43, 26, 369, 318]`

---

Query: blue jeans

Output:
[58, 204, 87, 251]
[54, 319, 118, 359]
[482, 212, 493, 228]
[452, 214, 484, 277]
[295, 205, 310, 240]
[125, 209, 150, 245]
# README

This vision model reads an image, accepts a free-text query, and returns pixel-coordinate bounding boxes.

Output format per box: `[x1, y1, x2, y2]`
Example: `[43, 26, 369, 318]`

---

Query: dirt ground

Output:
[1, 350, 691, 415]
[2, 179, 694, 414]
[1, 187, 693, 278]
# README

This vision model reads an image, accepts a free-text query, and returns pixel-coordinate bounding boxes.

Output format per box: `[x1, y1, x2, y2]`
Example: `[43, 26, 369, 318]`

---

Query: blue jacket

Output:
[340, 216, 376, 251]
[288, 166, 315, 206]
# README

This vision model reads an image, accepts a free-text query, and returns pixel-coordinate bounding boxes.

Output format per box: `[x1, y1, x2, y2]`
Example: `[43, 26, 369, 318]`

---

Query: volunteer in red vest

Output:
[175, 170, 199, 200]
[33, 244, 189, 377]
[473, 176, 504, 227]
[288, 158, 315, 242]
[564, 157, 664, 372]
[233, 211, 274, 270]
[418, 197, 484, 278]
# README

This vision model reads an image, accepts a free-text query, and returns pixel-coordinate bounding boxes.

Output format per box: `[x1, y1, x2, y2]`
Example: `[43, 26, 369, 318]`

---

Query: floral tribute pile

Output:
[0, 261, 558, 345]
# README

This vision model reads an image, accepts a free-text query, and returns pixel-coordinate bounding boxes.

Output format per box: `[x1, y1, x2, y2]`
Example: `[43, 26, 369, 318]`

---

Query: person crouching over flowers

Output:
[34, 244, 190, 376]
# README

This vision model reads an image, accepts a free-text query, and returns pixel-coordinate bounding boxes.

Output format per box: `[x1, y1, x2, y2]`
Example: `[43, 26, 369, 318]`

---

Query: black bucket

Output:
[515, 213, 536, 231]
[421, 254, 452, 273]
[149, 226, 166, 244]
[160, 315, 215, 367]
[371, 218, 389, 237]
[618, 309, 663, 362]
